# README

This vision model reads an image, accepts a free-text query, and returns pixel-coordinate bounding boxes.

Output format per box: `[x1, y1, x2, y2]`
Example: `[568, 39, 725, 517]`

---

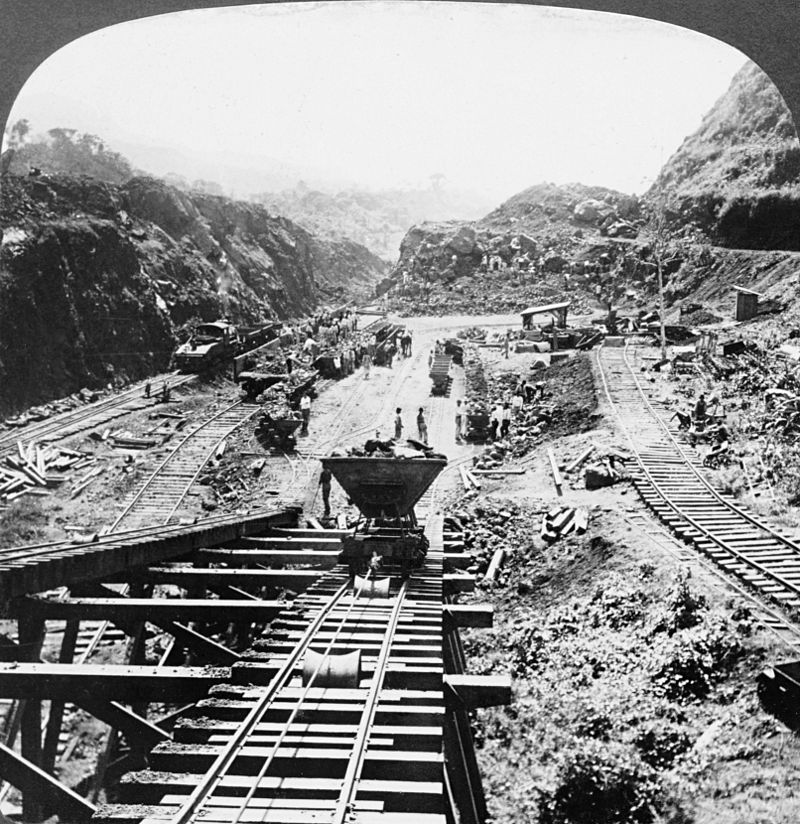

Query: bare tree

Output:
[646, 193, 672, 361]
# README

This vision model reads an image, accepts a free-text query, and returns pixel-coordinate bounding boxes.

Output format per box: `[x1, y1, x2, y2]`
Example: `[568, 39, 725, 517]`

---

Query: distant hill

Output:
[252, 184, 495, 262]
[650, 60, 800, 249]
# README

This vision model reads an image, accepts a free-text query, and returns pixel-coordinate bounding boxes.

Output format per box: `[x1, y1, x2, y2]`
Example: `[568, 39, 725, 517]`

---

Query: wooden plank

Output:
[231, 537, 343, 551]
[443, 605, 493, 628]
[25, 597, 285, 624]
[547, 448, 562, 496]
[194, 548, 340, 567]
[444, 675, 512, 708]
[0, 663, 229, 702]
[106, 567, 321, 589]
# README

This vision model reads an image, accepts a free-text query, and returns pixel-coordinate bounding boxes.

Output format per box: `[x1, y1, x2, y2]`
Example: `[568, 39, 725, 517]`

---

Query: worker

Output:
[454, 399, 464, 443]
[394, 408, 404, 440]
[144, 381, 151, 399]
[285, 355, 293, 375]
[705, 422, 731, 465]
[417, 408, 428, 445]
[319, 466, 332, 517]
[362, 351, 372, 379]
[489, 403, 502, 441]
[161, 380, 170, 403]
[504, 331, 510, 359]
[500, 402, 512, 438]
[300, 393, 311, 435]
[694, 394, 707, 429]
[303, 336, 318, 360]
[511, 391, 524, 417]
[386, 340, 397, 369]
[707, 395, 725, 421]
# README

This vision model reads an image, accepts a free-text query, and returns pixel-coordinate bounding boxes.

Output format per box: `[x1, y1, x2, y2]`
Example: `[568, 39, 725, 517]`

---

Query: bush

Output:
[650, 571, 707, 635]
[538, 738, 660, 824]
[649, 616, 742, 700]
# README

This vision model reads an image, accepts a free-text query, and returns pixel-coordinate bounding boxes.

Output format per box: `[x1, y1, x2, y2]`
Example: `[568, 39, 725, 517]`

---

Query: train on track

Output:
[174, 320, 283, 372]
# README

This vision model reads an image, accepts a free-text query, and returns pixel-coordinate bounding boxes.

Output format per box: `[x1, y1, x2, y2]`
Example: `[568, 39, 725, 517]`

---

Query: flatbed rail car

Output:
[322, 454, 447, 573]
[759, 660, 800, 729]
[429, 354, 453, 395]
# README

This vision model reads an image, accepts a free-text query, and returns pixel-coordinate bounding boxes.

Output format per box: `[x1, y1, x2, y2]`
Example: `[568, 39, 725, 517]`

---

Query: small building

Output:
[733, 286, 760, 322]
[520, 301, 570, 330]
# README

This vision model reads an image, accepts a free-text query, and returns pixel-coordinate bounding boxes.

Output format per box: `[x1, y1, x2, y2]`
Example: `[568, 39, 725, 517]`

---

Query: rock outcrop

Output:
[0, 174, 385, 414]
[649, 60, 800, 250]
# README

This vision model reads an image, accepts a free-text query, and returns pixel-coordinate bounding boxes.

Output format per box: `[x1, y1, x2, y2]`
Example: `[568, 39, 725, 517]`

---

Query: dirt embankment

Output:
[0, 174, 386, 415]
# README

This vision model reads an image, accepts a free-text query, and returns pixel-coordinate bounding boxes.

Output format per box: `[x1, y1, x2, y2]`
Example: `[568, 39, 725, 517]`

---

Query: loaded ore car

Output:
[174, 321, 241, 372]
[322, 450, 447, 574]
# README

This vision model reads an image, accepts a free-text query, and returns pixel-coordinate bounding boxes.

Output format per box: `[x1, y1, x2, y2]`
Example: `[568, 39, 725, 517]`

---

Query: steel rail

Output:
[332, 578, 409, 824]
[109, 400, 254, 531]
[156, 579, 351, 824]
[222, 570, 383, 824]
[597, 343, 800, 602]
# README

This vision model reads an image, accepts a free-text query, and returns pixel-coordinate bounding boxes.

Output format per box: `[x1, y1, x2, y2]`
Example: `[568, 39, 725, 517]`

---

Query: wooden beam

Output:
[73, 694, 169, 749]
[42, 618, 79, 773]
[232, 536, 343, 551]
[0, 742, 96, 820]
[194, 548, 340, 567]
[105, 567, 321, 590]
[444, 675, 512, 708]
[269, 528, 347, 539]
[443, 553, 472, 570]
[18, 615, 44, 822]
[443, 605, 493, 629]
[0, 664, 229, 703]
[443, 573, 475, 594]
[547, 447, 563, 496]
[25, 597, 285, 624]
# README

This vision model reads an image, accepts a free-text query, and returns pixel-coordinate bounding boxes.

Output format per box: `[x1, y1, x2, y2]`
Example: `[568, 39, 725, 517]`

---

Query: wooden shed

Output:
[734, 286, 760, 322]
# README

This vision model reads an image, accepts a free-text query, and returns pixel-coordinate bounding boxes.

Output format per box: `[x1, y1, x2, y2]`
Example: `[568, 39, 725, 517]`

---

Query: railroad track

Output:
[110, 400, 259, 532]
[597, 342, 800, 615]
[93, 512, 497, 824]
[0, 372, 195, 455]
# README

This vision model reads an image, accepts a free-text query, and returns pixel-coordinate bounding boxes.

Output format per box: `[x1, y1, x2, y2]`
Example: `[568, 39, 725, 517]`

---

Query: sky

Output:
[7, 1, 747, 201]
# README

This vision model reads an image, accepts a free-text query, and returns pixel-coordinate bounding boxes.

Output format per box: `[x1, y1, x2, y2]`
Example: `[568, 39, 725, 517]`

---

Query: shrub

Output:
[538, 738, 660, 824]
[649, 616, 742, 700]
[650, 571, 707, 635]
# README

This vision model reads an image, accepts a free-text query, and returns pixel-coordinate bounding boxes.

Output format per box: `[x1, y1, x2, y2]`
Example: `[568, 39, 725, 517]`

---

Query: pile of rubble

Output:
[1, 441, 96, 502]
[446, 501, 524, 584]
[2, 387, 101, 430]
[337, 437, 446, 460]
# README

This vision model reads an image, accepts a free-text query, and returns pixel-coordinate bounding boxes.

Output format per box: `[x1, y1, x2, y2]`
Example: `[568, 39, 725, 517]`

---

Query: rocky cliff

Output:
[650, 60, 800, 249]
[0, 174, 385, 414]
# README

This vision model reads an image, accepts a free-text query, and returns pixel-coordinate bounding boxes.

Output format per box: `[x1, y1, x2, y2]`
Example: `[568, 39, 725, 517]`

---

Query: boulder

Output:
[573, 198, 614, 224]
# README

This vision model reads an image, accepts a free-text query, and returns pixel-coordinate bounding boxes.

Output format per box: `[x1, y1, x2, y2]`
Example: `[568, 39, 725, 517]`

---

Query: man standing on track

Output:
[319, 466, 332, 518]
[394, 408, 404, 440]
[417, 407, 428, 445]
[455, 399, 464, 442]
[300, 392, 311, 435]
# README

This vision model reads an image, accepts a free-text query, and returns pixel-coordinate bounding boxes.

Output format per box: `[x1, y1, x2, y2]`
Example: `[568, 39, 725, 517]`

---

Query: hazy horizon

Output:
[6, 2, 747, 202]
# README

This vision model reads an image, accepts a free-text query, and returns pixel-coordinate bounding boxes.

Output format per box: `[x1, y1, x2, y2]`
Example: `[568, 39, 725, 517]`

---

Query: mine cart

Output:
[236, 371, 284, 400]
[256, 413, 302, 451]
[322, 455, 447, 574]
[444, 339, 464, 365]
[465, 411, 491, 442]
[429, 354, 452, 395]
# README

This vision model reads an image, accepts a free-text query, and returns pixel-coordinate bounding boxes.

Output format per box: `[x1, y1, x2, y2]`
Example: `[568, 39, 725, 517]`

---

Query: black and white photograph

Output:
[0, 1, 800, 822]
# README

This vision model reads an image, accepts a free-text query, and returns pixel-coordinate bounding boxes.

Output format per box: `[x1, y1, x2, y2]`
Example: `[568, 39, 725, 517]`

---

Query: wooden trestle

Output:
[0, 510, 508, 823]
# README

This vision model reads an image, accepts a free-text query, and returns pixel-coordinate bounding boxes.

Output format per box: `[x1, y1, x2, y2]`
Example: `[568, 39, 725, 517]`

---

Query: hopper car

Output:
[321, 454, 447, 575]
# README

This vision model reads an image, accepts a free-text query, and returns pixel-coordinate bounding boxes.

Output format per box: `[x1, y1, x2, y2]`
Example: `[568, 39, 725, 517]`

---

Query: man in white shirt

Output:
[300, 393, 311, 435]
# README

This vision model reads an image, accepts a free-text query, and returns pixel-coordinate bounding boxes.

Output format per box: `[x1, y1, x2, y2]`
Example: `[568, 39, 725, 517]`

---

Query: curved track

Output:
[110, 401, 260, 532]
[598, 342, 800, 613]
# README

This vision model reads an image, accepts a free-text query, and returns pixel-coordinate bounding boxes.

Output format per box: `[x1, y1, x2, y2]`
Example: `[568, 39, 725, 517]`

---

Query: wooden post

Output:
[547, 448, 563, 497]
[18, 615, 45, 822]
[41, 619, 80, 774]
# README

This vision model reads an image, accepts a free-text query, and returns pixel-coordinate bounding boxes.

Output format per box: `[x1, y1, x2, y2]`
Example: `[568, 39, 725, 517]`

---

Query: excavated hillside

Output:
[383, 182, 641, 313]
[651, 60, 800, 250]
[0, 174, 385, 414]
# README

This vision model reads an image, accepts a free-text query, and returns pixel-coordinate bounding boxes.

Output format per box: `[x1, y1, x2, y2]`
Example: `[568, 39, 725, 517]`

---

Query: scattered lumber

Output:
[1, 441, 94, 503]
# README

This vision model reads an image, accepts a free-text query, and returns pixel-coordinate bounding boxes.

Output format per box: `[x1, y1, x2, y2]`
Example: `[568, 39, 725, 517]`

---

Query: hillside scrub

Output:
[459, 503, 800, 823]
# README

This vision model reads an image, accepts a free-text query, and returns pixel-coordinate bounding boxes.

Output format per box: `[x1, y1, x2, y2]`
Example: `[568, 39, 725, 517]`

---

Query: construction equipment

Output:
[321, 454, 447, 574]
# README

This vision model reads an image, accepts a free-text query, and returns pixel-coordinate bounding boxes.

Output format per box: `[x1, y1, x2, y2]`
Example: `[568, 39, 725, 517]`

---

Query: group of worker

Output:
[393, 406, 429, 445]
[672, 392, 731, 465]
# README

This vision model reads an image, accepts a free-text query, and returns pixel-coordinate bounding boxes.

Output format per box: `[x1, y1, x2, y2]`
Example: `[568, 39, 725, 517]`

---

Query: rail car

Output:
[175, 321, 282, 373]
[174, 321, 241, 372]
[322, 453, 447, 574]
